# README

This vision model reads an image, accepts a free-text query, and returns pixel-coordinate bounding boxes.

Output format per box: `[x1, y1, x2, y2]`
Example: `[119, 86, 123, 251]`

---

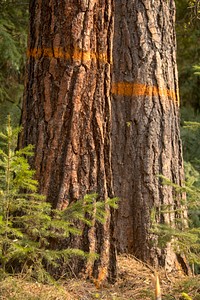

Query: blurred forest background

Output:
[0, 0, 200, 262]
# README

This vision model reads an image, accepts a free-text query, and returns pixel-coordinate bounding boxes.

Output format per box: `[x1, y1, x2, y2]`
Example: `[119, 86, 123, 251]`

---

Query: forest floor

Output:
[0, 254, 199, 300]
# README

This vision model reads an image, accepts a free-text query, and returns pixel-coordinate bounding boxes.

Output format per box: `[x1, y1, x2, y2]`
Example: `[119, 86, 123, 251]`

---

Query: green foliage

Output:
[181, 120, 200, 234]
[0, 0, 28, 128]
[0, 116, 118, 282]
[175, 0, 200, 110]
[151, 174, 200, 269]
[177, 119, 200, 273]
[181, 120, 200, 179]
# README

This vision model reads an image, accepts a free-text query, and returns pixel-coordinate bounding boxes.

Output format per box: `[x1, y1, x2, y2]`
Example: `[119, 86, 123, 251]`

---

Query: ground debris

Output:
[0, 255, 199, 300]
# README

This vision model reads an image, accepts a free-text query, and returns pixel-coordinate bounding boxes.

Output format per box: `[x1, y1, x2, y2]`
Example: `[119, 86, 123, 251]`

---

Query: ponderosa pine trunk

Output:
[112, 0, 187, 271]
[19, 0, 116, 281]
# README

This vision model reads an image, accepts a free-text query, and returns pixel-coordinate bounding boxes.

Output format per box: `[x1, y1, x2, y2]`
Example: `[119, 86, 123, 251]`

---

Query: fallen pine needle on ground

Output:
[0, 255, 199, 300]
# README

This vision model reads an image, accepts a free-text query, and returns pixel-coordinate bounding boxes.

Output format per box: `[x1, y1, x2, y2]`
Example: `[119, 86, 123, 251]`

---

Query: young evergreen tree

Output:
[0, 116, 117, 282]
[151, 173, 200, 274]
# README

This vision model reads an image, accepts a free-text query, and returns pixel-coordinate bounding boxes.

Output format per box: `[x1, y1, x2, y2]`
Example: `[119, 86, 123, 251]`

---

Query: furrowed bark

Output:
[112, 0, 187, 271]
[19, 0, 116, 281]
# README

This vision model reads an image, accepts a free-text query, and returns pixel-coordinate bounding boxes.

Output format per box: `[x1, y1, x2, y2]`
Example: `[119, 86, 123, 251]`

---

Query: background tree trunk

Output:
[112, 0, 186, 271]
[19, 0, 116, 281]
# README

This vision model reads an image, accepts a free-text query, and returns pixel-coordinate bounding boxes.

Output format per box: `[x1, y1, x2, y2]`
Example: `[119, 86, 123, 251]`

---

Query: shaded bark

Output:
[19, 0, 116, 281]
[112, 0, 186, 271]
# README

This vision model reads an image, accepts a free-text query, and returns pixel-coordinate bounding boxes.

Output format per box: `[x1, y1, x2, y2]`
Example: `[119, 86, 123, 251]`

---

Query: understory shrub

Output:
[0, 116, 118, 282]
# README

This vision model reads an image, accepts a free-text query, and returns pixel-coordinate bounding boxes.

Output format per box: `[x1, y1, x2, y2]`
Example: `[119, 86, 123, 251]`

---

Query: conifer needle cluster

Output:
[0, 116, 118, 282]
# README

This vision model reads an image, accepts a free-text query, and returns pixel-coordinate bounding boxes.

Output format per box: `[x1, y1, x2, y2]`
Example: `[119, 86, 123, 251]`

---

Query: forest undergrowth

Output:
[0, 254, 199, 300]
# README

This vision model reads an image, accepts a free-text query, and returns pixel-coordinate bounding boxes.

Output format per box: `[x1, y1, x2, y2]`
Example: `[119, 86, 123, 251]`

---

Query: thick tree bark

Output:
[112, 0, 186, 271]
[19, 0, 116, 282]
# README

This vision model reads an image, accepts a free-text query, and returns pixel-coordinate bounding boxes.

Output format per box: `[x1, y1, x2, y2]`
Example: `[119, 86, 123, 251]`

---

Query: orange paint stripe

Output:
[112, 82, 179, 105]
[27, 48, 179, 105]
[27, 47, 111, 64]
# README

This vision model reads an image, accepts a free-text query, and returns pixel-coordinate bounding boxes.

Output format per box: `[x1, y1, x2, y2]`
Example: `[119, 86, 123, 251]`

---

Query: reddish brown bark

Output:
[19, 0, 116, 281]
[20, 0, 188, 276]
[112, 0, 186, 271]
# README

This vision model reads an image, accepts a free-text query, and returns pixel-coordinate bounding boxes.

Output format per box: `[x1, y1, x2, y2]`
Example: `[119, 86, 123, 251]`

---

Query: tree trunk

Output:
[112, 0, 186, 271]
[19, 0, 116, 282]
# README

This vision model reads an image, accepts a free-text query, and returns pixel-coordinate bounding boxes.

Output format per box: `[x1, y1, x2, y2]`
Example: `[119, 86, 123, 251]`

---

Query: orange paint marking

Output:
[27, 47, 110, 64]
[27, 48, 179, 105]
[112, 82, 179, 105]
[53, 47, 64, 59]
